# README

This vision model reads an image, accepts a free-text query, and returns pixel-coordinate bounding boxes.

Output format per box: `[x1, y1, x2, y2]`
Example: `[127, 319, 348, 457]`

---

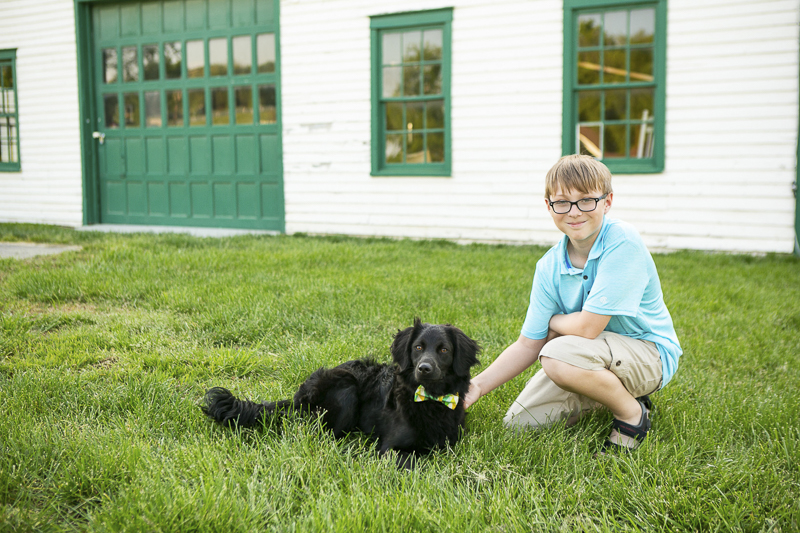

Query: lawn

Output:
[1, 223, 798, 532]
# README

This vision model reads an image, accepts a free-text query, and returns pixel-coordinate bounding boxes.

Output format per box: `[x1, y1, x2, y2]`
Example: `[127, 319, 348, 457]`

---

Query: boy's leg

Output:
[503, 368, 600, 430]
[538, 332, 662, 447]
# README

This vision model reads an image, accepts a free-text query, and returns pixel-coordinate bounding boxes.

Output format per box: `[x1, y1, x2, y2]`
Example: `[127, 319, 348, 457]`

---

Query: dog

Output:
[202, 319, 480, 468]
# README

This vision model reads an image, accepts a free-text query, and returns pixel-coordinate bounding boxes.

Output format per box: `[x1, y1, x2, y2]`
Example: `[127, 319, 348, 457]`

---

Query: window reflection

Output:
[166, 90, 183, 126]
[164, 42, 182, 79]
[233, 36, 251, 75]
[145, 91, 161, 127]
[188, 89, 205, 126]
[103, 48, 118, 84]
[235, 86, 253, 124]
[186, 40, 204, 78]
[257, 33, 275, 73]
[143, 45, 159, 80]
[122, 46, 138, 82]
[124, 92, 140, 127]
[209, 38, 227, 76]
[211, 87, 229, 125]
[258, 84, 276, 124]
[104, 94, 120, 128]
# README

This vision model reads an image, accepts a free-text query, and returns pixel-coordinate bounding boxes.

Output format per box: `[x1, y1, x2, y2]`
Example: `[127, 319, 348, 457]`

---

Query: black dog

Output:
[202, 319, 480, 468]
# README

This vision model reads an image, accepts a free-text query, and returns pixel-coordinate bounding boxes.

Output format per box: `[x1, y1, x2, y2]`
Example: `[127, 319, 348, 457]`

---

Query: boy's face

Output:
[545, 186, 613, 249]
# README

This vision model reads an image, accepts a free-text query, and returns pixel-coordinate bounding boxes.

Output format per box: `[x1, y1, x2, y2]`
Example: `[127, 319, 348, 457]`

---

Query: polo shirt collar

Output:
[558, 216, 610, 275]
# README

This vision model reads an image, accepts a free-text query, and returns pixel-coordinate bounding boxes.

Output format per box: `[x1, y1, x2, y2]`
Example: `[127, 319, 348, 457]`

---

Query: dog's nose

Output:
[417, 362, 433, 374]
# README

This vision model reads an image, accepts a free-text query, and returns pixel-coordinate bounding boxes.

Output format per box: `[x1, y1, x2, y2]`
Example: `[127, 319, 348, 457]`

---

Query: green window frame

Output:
[563, 0, 666, 173]
[0, 49, 20, 172]
[370, 8, 452, 177]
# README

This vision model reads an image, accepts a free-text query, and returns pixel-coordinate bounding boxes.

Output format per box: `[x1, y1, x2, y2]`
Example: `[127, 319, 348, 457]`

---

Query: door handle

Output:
[92, 131, 106, 145]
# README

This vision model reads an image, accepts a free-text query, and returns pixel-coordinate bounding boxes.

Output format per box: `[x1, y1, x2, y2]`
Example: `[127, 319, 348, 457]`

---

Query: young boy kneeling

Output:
[464, 154, 682, 453]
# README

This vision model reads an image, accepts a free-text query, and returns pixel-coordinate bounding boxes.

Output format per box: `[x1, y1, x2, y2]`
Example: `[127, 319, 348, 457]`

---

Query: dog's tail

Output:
[201, 387, 291, 428]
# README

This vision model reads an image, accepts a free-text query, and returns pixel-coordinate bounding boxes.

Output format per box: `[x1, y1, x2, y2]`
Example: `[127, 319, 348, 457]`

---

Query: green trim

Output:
[0, 49, 21, 172]
[562, 0, 666, 174]
[370, 8, 452, 177]
[75, 1, 99, 224]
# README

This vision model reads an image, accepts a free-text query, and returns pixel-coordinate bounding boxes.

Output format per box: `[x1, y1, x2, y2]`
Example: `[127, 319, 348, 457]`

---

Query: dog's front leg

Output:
[377, 423, 417, 469]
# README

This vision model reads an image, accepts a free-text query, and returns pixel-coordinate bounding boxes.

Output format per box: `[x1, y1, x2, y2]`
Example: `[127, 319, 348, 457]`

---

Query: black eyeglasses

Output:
[548, 194, 608, 214]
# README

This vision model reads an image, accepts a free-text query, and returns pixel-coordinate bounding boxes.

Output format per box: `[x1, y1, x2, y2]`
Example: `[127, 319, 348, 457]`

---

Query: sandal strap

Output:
[611, 400, 651, 441]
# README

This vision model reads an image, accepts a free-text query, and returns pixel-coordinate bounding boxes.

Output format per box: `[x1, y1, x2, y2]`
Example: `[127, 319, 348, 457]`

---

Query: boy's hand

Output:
[463, 381, 482, 409]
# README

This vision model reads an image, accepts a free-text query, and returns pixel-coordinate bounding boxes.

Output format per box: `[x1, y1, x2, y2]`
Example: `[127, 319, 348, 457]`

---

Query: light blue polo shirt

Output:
[521, 217, 682, 388]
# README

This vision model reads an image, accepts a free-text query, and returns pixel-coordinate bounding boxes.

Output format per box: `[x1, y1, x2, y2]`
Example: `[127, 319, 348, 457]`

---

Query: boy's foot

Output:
[598, 398, 651, 455]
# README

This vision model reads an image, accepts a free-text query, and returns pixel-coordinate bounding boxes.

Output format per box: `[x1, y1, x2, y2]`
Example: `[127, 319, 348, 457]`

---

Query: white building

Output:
[1, 0, 798, 253]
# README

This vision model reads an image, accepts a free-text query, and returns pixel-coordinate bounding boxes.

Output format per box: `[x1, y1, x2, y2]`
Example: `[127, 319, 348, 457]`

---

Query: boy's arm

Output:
[549, 310, 610, 339]
[464, 334, 547, 408]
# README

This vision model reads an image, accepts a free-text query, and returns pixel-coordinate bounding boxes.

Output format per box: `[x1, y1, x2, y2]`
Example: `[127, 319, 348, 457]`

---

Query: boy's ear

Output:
[390, 318, 422, 371]
[603, 192, 613, 213]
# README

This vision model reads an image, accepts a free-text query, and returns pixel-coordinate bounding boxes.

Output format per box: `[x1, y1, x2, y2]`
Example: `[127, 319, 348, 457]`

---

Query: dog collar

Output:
[414, 385, 459, 410]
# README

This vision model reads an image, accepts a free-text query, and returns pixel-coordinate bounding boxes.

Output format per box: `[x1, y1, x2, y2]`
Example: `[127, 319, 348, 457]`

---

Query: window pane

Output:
[145, 91, 161, 127]
[603, 49, 626, 83]
[403, 66, 420, 96]
[407, 102, 424, 131]
[578, 125, 601, 157]
[423, 30, 442, 60]
[382, 33, 401, 65]
[164, 42, 182, 79]
[188, 89, 205, 126]
[103, 48, 118, 84]
[604, 124, 626, 158]
[630, 48, 653, 81]
[577, 51, 600, 85]
[104, 94, 120, 128]
[385, 102, 403, 131]
[386, 134, 402, 163]
[235, 86, 253, 124]
[186, 40, 204, 78]
[578, 90, 600, 122]
[407, 131, 424, 163]
[382, 66, 401, 98]
[1, 64, 13, 89]
[166, 90, 183, 126]
[122, 46, 139, 82]
[426, 100, 444, 129]
[257, 33, 275, 73]
[0, 116, 18, 163]
[630, 88, 654, 121]
[124, 92, 140, 127]
[402, 31, 421, 62]
[143, 45, 159, 80]
[630, 9, 655, 44]
[427, 132, 444, 162]
[233, 35, 252, 75]
[630, 123, 654, 158]
[1, 67, 15, 114]
[578, 14, 601, 47]
[209, 38, 228, 76]
[603, 11, 627, 46]
[211, 87, 229, 125]
[258, 85, 276, 124]
[423, 64, 441, 95]
[604, 89, 626, 121]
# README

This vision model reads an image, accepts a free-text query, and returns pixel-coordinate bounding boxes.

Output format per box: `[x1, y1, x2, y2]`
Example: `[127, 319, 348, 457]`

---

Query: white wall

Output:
[280, 0, 799, 253]
[0, 0, 84, 227]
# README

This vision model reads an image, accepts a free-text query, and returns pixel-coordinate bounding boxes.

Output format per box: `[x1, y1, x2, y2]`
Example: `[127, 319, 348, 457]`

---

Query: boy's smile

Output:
[546, 187, 613, 257]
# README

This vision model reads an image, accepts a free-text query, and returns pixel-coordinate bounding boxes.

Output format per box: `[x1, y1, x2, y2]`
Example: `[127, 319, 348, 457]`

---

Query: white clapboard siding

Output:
[0, 0, 796, 253]
[280, 0, 798, 252]
[0, 0, 84, 227]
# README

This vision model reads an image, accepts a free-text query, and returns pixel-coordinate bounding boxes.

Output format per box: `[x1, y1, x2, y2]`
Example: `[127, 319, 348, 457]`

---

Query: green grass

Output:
[1, 223, 798, 532]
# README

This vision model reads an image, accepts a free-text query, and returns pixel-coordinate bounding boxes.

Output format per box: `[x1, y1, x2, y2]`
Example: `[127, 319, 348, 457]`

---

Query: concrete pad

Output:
[0, 242, 83, 259]
[76, 224, 279, 238]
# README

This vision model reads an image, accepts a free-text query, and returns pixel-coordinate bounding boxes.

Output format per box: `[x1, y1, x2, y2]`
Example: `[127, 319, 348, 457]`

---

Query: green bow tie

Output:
[414, 385, 459, 410]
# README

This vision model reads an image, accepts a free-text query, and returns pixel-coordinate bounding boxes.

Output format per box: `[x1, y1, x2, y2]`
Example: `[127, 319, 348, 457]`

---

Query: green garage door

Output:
[92, 0, 283, 230]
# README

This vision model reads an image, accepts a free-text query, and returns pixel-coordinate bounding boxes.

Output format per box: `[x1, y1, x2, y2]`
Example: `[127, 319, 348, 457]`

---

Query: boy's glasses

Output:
[548, 194, 608, 214]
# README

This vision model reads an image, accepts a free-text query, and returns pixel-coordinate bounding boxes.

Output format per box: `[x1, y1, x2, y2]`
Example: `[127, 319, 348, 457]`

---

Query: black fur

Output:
[202, 319, 480, 468]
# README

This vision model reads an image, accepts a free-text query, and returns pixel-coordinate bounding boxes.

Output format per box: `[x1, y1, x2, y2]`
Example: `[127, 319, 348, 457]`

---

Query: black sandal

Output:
[600, 398, 651, 454]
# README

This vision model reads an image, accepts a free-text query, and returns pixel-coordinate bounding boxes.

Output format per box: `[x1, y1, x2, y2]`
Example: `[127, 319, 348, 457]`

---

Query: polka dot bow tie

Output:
[414, 385, 459, 410]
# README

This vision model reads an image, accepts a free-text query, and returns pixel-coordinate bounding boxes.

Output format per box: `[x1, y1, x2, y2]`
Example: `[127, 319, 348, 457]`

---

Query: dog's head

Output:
[390, 318, 480, 395]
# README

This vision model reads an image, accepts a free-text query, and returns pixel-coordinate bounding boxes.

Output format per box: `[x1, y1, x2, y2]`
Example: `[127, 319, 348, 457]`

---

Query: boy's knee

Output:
[540, 355, 571, 387]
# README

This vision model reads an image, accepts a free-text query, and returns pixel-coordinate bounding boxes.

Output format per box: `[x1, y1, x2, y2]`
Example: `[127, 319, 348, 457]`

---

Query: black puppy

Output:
[202, 319, 480, 468]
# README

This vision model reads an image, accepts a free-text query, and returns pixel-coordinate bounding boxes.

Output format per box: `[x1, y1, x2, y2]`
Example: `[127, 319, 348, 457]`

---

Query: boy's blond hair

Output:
[544, 154, 613, 199]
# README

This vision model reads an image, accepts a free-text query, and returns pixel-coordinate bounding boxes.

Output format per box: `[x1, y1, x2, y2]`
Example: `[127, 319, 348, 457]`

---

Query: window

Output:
[371, 9, 452, 176]
[0, 49, 20, 171]
[563, 0, 665, 173]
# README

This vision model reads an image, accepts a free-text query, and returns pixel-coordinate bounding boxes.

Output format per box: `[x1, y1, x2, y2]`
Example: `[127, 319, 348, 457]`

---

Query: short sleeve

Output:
[520, 261, 561, 340]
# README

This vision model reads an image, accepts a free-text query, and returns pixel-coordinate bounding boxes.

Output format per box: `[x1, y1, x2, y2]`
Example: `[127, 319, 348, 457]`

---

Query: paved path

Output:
[0, 242, 83, 259]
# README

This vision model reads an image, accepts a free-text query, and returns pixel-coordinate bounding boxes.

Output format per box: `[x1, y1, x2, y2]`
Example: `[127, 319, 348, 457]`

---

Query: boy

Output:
[463, 154, 682, 453]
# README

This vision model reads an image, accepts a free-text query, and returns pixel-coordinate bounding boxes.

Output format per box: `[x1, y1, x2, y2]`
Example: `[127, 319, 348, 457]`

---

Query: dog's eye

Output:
[415, 345, 423, 351]
[440, 348, 448, 354]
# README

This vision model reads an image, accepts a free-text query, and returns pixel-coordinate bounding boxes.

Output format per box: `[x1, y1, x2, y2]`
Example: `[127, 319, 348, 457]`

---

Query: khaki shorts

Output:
[504, 332, 662, 430]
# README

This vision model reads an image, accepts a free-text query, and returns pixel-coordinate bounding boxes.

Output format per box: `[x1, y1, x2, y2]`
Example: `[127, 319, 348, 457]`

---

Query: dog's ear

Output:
[391, 318, 422, 371]
[446, 325, 481, 378]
